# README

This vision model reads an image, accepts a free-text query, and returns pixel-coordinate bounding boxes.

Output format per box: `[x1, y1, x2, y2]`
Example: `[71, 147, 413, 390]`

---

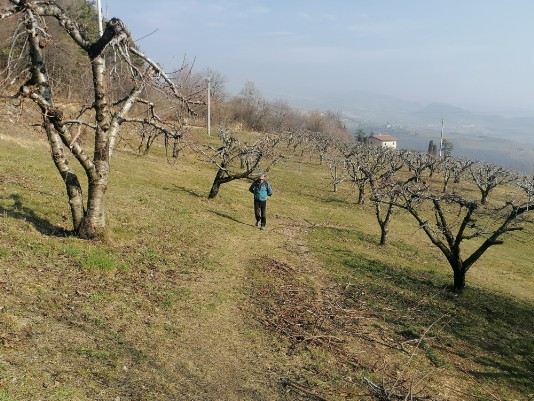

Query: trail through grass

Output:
[1, 116, 532, 400]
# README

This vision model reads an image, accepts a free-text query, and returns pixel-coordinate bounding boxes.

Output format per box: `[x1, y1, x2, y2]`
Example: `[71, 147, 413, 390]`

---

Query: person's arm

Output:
[249, 181, 255, 193]
[267, 183, 273, 196]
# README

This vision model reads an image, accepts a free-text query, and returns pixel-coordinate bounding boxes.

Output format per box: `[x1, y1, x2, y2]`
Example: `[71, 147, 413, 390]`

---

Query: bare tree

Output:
[347, 162, 369, 204]
[306, 110, 349, 165]
[342, 144, 406, 244]
[284, 128, 309, 154]
[370, 176, 403, 245]
[362, 148, 404, 245]
[196, 127, 281, 199]
[170, 63, 223, 129]
[201, 68, 227, 102]
[305, 109, 326, 133]
[134, 120, 189, 162]
[1, 0, 200, 239]
[230, 81, 271, 132]
[439, 157, 474, 192]
[345, 144, 371, 204]
[312, 130, 332, 165]
[469, 162, 517, 204]
[325, 156, 347, 192]
[347, 145, 403, 206]
[399, 150, 434, 183]
[394, 175, 532, 292]
[262, 99, 286, 132]
[517, 173, 534, 209]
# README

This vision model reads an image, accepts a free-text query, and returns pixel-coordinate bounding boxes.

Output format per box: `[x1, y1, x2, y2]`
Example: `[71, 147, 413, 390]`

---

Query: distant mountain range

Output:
[290, 90, 534, 172]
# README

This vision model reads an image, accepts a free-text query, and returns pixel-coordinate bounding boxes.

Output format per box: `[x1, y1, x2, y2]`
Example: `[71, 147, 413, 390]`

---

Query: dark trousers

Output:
[254, 200, 267, 227]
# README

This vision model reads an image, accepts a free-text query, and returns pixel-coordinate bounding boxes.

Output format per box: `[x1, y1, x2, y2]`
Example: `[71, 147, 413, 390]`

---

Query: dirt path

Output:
[171, 215, 326, 400]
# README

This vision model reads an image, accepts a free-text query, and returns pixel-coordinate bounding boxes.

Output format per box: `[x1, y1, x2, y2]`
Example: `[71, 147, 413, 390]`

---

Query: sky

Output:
[102, 0, 534, 115]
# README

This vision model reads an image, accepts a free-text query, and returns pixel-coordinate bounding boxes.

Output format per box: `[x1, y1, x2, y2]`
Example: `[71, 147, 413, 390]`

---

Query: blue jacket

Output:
[249, 179, 272, 201]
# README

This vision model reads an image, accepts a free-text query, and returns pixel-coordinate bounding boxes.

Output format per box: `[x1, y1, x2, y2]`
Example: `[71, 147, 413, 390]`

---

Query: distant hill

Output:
[289, 90, 534, 172]
[412, 102, 475, 123]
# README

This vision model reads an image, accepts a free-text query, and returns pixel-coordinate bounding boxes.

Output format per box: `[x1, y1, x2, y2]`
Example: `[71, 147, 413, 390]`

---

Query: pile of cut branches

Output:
[249, 257, 442, 401]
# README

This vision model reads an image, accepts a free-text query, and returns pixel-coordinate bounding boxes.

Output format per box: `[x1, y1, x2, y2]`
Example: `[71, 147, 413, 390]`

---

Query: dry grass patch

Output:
[248, 257, 453, 401]
[1, 103, 532, 401]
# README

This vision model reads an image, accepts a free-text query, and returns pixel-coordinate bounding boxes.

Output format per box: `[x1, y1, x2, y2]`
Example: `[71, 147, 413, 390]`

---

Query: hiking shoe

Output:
[257, 221, 261, 228]
[260, 226, 265, 230]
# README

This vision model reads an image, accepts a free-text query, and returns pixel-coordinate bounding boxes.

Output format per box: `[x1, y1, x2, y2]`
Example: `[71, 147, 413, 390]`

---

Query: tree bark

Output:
[208, 182, 221, 199]
[453, 268, 466, 292]
[45, 124, 85, 230]
[78, 180, 107, 239]
[376, 202, 394, 245]
[208, 168, 225, 199]
[24, 15, 88, 232]
[357, 184, 365, 204]
[379, 226, 388, 245]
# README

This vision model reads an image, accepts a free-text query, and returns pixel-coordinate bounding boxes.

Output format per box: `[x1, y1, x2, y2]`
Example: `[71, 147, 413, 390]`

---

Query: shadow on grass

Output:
[0, 194, 70, 237]
[361, 259, 532, 391]
[323, 195, 350, 204]
[168, 185, 205, 198]
[308, 193, 353, 206]
[209, 210, 252, 227]
[311, 226, 534, 393]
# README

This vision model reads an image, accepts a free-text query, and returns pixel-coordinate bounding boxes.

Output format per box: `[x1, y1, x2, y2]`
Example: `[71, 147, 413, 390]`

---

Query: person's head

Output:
[258, 173, 265, 181]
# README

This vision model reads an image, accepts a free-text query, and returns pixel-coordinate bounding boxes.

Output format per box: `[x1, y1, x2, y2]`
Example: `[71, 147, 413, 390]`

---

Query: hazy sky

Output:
[103, 0, 534, 114]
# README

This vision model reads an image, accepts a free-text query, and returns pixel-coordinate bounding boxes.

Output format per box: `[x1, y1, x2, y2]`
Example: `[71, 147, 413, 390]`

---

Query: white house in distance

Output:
[368, 134, 397, 149]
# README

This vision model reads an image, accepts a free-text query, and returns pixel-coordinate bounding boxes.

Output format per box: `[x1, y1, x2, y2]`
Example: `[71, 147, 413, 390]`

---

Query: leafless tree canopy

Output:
[196, 127, 281, 199]
[1, 0, 202, 239]
[314, 132, 532, 291]
[387, 160, 530, 291]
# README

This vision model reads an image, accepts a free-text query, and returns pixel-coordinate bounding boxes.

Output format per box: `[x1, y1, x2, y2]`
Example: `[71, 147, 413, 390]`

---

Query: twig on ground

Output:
[281, 379, 330, 401]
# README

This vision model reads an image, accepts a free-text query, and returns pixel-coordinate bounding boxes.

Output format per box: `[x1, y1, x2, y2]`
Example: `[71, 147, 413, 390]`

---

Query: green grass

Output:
[1, 117, 533, 401]
[0, 390, 20, 401]
[308, 225, 534, 397]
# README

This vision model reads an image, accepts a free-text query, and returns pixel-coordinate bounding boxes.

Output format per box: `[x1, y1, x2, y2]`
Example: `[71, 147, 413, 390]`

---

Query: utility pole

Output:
[439, 118, 444, 158]
[206, 76, 211, 136]
[96, 0, 103, 36]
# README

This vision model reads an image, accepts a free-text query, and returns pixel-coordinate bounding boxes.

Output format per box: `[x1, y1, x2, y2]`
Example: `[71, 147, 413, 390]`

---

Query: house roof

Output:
[371, 135, 397, 142]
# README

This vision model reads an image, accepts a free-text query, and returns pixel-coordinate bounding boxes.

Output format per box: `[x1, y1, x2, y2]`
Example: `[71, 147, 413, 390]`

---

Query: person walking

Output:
[249, 173, 272, 230]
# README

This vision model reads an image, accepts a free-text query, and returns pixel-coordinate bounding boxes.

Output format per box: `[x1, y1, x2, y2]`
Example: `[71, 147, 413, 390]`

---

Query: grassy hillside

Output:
[0, 110, 532, 401]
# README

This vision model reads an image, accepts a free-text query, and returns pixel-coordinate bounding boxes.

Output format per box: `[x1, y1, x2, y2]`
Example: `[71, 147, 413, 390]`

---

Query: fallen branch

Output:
[364, 377, 441, 401]
[298, 334, 344, 344]
[281, 379, 330, 401]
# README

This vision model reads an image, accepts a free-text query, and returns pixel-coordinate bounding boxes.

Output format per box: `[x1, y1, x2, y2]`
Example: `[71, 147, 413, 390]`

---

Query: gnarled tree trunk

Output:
[208, 167, 226, 199]
[45, 124, 85, 231]
[2, 1, 196, 240]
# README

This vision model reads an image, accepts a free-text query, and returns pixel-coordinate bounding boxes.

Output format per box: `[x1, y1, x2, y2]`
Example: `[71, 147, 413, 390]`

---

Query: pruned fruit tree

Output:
[1, 0, 201, 239]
